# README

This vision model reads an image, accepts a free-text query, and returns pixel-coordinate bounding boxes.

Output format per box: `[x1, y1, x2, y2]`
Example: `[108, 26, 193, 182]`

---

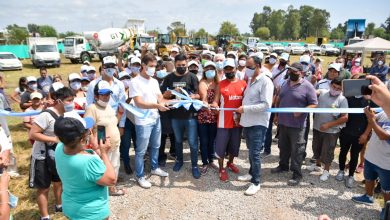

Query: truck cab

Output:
[64, 36, 92, 63]
[28, 37, 61, 68]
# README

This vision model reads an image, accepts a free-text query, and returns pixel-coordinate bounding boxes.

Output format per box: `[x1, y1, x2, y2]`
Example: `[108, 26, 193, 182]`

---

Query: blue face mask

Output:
[156, 70, 168, 79]
[205, 70, 216, 79]
[8, 191, 18, 208]
[104, 68, 116, 78]
[130, 66, 141, 74]
[216, 61, 224, 70]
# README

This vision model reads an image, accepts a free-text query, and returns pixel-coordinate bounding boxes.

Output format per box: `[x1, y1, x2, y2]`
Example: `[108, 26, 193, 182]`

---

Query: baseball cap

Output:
[81, 77, 90, 82]
[97, 80, 112, 95]
[171, 47, 179, 53]
[86, 66, 96, 72]
[250, 52, 264, 60]
[51, 82, 64, 92]
[355, 58, 361, 63]
[83, 60, 90, 65]
[202, 50, 212, 57]
[130, 57, 141, 65]
[68, 73, 81, 81]
[328, 63, 341, 72]
[188, 60, 199, 67]
[30, 92, 43, 100]
[118, 71, 130, 79]
[204, 61, 216, 68]
[54, 115, 95, 142]
[288, 62, 304, 72]
[27, 76, 37, 83]
[80, 65, 89, 73]
[280, 53, 290, 61]
[223, 58, 236, 69]
[299, 55, 311, 64]
[227, 51, 237, 58]
[270, 53, 278, 58]
[103, 56, 116, 65]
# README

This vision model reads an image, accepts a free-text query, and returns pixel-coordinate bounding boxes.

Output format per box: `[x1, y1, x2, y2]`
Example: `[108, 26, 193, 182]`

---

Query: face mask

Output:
[104, 68, 116, 78]
[189, 69, 198, 74]
[245, 68, 255, 78]
[156, 70, 168, 79]
[329, 87, 341, 96]
[87, 73, 96, 81]
[121, 79, 131, 88]
[176, 67, 187, 75]
[269, 58, 277, 64]
[81, 86, 88, 92]
[70, 81, 81, 90]
[279, 60, 287, 66]
[8, 191, 18, 208]
[64, 102, 74, 112]
[289, 72, 300, 82]
[29, 83, 38, 91]
[97, 99, 108, 107]
[378, 61, 384, 66]
[355, 95, 363, 98]
[131, 66, 141, 73]
[146, 67, 156, 76]
[355, 63, 360, 67]
[216, 61, 224, 70]
[301, 64, 308, 72]
[238, 60, 246, 67]
[205, 70, 216, 79]
[201, 60, 207, 66]
[225, 72, 235, 79]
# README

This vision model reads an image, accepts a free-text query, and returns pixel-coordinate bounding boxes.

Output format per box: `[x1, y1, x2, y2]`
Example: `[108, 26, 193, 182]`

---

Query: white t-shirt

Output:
[0, 126, 12, 152]
[365, 111, 390, 170]
[128, 75, 161, 125]
[271, 64, 288, 88]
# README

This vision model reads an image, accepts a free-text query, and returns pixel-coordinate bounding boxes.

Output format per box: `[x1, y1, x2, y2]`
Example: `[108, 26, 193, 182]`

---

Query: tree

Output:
[373, 27, 386, 38]
[268, 10, 285, 39]
[330, 27, 344, 39]
[6, 24, 29, 44]
[218, 21, 240, 36]
[307, 9, 330, 37]
[283, 7, 301, 40]
[37, 25, 57, 37]
[366, 22, 376, 36]
[299, 5, 315, 38]
[255, 27, 270, 39]
[250, 6, 272, 34]
[147, 30, 159, 37]
[381, 15, 390, 34]
[193, 28, 208, 37]
[27, 24, 40, 34]
[58, 31, 79, 38]
[167, 21, 186, 36]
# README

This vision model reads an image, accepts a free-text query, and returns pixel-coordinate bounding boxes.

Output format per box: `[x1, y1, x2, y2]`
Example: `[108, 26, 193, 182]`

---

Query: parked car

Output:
[0, 52, 23, 70]
[305, 44, 322, 55]
[285, 43, 305, 55]
[270, 43, 285, 55]
[255, 43, 270, 55]
[320, 44, 340, 56]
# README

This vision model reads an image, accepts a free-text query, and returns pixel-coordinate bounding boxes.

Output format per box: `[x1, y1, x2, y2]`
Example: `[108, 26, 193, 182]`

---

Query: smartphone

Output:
[97, 126, 106, 144]
[342, 79, 372, 97]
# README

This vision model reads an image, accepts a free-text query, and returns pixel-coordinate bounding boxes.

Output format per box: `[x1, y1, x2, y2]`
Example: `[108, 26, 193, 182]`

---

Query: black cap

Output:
[54, 116, 94, 141]
[288, 62, 304, 72]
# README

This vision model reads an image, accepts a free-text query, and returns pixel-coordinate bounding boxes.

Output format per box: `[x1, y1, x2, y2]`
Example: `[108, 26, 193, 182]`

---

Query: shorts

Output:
[312, 130, 339, 164]
[364, 159, 390, 193]
[215, 128, 242, 158]
[29, 157, 61, 189]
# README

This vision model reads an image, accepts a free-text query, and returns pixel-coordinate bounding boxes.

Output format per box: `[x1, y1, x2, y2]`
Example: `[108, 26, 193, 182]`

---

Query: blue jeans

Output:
[244, 125, 267, 185]
[171, 118, 198, 167]
[198, 123, 217, 165]
[120, 118, 137, 165]
[135, 119, 161, 178]
[262, 113, 275, 154]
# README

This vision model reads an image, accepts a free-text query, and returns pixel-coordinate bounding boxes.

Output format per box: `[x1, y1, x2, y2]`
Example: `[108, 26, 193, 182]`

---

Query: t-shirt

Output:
[37, 76, 53, 96]
[20, 90, 45, 110]
[84, 104, 121, 149]
[55, 143, 109, 220]
[316, 79, 331, 90]
[217, 79, 247, 128]
[128, 75, 161, 125]
[365, 112, 390, 170]
[161, 72, 199, 119]
[341, 96, 372, 137]
[271, 64, 288, 88]
[23, 106, 43, 125]
[31, 108, 59, 160]
[313, 90, 348, 134]
[0, 126, 12, 152]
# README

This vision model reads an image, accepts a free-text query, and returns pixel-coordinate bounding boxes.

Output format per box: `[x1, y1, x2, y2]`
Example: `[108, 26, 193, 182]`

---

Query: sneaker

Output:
[226, 162, 240, 173]
[356, 164, 364, 173]
[192, 166, 201, 179]
[136, 176, 152, 189]
[351, 194, 374, 206]
[54, 205, 62, 213]
[244, 183, 260, 196]
[335, 170, 345, 181]
[201, 165, 208, 174]
[173, 162, 183, 172]
[271, 166, 289, 174]
[260, 152, 271, 159]
[219, 169, 228, 182]
[380, 208, 385, 220]
[345, 176, 354, 188]
[151, 168, 169, 177]
[238, 174, 252, 182]
[287, 177, 301, 186]
[320, 170, 330, 181]
[307, 163, 322, 172]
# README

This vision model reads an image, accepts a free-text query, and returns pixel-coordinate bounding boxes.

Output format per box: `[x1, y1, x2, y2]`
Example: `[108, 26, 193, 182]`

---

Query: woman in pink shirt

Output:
[351, 58, 364, 75]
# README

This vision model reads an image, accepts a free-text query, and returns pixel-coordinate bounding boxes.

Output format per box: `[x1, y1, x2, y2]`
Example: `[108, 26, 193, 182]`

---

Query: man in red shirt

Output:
[211, 58, 247, 182]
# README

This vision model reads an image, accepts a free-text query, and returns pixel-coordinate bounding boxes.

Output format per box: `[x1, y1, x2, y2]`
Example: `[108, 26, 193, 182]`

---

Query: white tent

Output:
[343, 37, 390, 52]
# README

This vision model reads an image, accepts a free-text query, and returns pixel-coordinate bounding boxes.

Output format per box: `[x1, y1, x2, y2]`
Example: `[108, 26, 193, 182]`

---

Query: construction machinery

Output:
[192, 37, 213, 51]
[157, 33, 176, 56]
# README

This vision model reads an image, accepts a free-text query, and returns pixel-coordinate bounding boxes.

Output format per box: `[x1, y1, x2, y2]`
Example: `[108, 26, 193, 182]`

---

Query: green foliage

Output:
[268, 10, 285, 39]
[58, 31, 79, 38]
[6, 24, 29, 44]
[218, 21, 240, 36]
[37, 25, 57, 37]
[255, 27, 270, 39]
[193, 28, 208, 38]
[283, 7, 301, 40]
[366, 22, 376, 36]
[167, 21, 186, 36]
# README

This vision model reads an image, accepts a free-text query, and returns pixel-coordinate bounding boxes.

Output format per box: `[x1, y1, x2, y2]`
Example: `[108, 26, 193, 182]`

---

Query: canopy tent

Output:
[343, 37, 390, 52]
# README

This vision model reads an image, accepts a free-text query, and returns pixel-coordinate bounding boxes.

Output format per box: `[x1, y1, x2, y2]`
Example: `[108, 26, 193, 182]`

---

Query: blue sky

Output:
[0, 0, 388, 34]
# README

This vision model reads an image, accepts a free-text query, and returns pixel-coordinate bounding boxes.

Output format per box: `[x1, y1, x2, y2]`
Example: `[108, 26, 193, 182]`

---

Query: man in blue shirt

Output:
[370, 57, 389, 82]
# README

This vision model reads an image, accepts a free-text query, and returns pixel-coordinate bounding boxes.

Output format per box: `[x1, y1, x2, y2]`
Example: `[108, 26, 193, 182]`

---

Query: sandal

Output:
[109, 188, 127, 196]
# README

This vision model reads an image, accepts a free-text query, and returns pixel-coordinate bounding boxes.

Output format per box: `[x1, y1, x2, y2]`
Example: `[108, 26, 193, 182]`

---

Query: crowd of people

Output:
[0, 44, 389, 219]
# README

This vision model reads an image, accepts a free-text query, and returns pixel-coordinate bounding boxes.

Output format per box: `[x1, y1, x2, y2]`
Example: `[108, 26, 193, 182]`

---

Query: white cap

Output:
[188, 60, 199, 67]
[51, 82, 64, 92]
[134, 50, 140, 55]
[68, 73, 81, 81]
[30, 92, 43, 100]
[171, 47, 179, 53]
[355, 58, 361, 63]
[97, 80, 112, 94]
[202, 50, 212, 57]
[299, 55, 311, 64]
[280, 53, 290, 61]
[223, 58, 236, 68]
[204, 61, 216, 68]
[328, 63, 341, 72]
[130, 57, 141, 64]
[83, 60, 90, 65]
[103, 56, 116, 65]
[80, 65, 89, 72]
[270, 52, 278, 58]
[250, 52, 264, 60]
[118, 71, 130, 79]
[27, 76, 37, 83]
[227, 51, 237, 58]
[86, 66, 96, 72]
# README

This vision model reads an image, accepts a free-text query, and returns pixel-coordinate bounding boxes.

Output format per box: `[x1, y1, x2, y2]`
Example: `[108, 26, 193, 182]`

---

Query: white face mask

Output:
[269, 58, 277, 64]
[104, 68, 116, 78]
[355, 63, 360, 67]
[146, 67, 156, 76]
[238, 60, 246, 67]
[378, 61, 384, 66]
[245, 68, 255, 78]
[121, 79, 131, 88]
[81, 86, 88, 92]
[70, 81, 81, 91]
[97, 100, 108, 107]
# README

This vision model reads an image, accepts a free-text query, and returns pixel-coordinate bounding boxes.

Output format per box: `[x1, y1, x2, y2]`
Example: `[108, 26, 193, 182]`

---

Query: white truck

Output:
[27, 37, 61, 68]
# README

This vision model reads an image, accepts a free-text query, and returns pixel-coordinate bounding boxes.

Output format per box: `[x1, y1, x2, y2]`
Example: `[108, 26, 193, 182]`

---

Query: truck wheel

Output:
[81, 53, 91, 63]
[70, 59, 78, 64]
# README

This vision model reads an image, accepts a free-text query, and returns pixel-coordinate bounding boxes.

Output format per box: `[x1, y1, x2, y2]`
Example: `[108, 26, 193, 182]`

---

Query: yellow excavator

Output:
[157, 33, 176, 56]
[176, 36, 195, 53]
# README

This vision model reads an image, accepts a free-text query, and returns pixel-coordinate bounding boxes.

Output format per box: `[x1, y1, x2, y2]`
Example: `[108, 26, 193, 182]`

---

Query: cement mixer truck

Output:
[64, 28, 136, 63]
